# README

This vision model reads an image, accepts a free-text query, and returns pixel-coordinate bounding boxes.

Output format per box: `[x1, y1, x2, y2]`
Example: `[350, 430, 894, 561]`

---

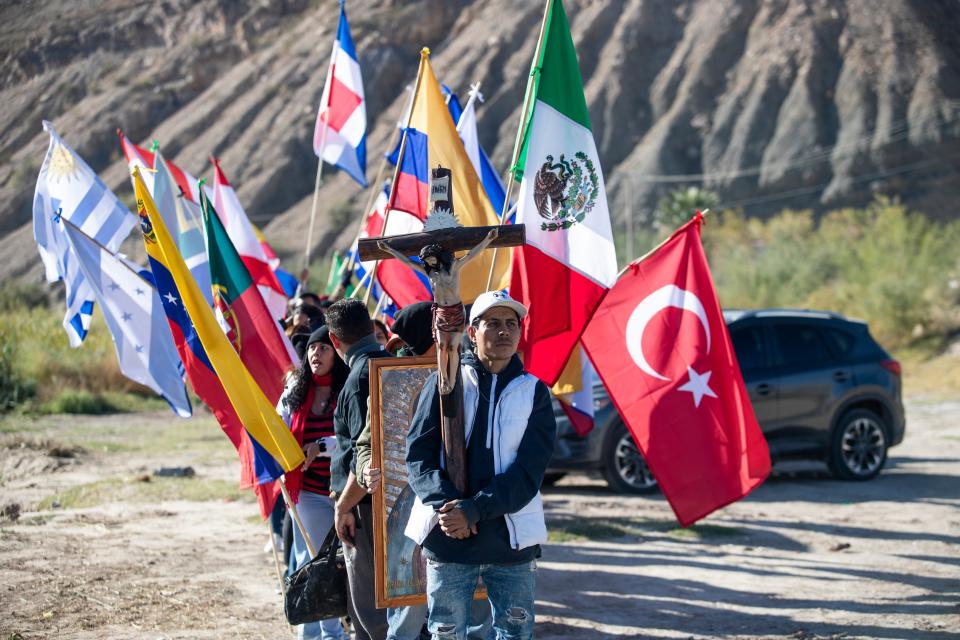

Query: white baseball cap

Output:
[469, 290, 528, 325]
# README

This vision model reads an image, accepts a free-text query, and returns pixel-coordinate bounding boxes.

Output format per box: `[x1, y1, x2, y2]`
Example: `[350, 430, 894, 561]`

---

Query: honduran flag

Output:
[509, 0, 617, 386]
[314, 0, 366, 187]
[389, 49, 510, 303]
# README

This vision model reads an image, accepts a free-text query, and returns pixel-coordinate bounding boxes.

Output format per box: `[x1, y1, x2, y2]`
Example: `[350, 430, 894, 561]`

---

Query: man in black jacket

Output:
[405, 291, 557, 640]
[326, 298, 390, 640]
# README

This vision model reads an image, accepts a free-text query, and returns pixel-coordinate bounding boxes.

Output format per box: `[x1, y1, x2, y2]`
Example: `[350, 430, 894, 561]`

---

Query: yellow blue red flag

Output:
[133, 168, 304, 474]
[388, 48, 509, 303]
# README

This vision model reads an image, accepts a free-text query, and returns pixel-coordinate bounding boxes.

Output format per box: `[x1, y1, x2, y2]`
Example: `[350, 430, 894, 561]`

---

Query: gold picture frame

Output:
[369, 356, 436, 608]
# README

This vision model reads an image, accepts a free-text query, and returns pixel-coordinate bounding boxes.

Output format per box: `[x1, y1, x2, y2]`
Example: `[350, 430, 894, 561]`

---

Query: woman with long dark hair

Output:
[277, 326, 350, 640]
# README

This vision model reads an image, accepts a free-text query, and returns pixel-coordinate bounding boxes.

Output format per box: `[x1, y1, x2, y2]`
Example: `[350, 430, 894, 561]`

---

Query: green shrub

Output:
[704, 198, 960, 350]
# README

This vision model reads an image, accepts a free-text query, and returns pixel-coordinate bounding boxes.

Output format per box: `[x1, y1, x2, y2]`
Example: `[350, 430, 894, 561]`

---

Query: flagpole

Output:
[485, 0, 554, 291]
[59, 216, 156, 289]
[364, 47, 431, 306]
[265, 518, 287, 593]
[348, 262, 375, 300]
[301, 20, 342, 293]
[279, 476, 316, 558]
[338, 84, 412, 297]
[616, 209, 710, 280]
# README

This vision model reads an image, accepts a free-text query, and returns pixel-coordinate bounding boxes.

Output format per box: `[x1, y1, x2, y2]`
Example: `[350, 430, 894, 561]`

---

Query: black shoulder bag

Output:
[284, 527, 349, 624]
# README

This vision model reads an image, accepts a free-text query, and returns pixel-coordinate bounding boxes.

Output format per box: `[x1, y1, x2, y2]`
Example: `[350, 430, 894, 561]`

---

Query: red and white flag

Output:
[582, 213, 771, 526]
[314, 0, 366, 187]
[211, 159, 288, 319]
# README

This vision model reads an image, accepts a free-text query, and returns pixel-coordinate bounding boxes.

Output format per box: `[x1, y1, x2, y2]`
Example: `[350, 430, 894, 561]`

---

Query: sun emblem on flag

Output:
[47, 142, 79, 183]
[213, 284, 241, 352]
[533, 152, 599, 231]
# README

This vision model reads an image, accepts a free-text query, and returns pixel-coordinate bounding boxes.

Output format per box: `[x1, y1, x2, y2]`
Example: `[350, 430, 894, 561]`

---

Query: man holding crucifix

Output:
[403, 289, 557, 639]
[359, 166, 553, 638]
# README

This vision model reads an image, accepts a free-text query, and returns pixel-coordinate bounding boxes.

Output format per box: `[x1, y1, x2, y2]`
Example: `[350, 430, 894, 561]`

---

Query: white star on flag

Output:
[164, 292, 178, 305]
[678, 366, 717, 407]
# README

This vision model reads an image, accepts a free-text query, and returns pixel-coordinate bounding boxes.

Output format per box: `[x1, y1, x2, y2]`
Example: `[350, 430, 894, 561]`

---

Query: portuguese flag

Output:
[200, 188, 296, 407]
[509, 0, 617, 386]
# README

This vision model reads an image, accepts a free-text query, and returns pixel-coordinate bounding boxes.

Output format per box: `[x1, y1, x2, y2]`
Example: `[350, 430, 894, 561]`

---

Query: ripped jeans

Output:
[425, 558, 536, 640]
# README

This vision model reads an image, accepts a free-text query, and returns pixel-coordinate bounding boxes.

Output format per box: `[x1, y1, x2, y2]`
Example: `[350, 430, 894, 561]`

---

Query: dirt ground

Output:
[1, 397, 958, 640]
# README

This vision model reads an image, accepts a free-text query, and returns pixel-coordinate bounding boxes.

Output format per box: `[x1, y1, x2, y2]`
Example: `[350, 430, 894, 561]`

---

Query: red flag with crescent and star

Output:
[582, 212, 770, 526]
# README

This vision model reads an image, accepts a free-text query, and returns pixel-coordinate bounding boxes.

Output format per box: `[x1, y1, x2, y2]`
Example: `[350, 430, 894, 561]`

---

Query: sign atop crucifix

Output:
[359, 165, 525, 493]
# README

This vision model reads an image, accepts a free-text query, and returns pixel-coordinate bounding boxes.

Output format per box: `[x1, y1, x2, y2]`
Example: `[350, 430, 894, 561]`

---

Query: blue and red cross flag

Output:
[314, 0, 367, 187]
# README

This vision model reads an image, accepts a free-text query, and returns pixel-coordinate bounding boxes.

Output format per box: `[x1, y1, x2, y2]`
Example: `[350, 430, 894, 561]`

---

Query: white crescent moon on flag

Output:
[625, 284, 712, 381]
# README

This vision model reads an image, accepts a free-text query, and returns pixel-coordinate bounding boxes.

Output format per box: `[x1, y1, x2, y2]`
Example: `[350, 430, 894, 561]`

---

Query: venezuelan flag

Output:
[389, 49, 510, 303]
[133, 169, 304, 476]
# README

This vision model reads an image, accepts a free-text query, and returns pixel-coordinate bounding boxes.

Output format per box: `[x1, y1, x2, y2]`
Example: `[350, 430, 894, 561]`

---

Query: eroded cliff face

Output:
[2, 0, 958, 280]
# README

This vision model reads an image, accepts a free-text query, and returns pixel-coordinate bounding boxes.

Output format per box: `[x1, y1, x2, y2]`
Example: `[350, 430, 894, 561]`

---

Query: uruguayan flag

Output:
[33, 121, 137, 346]
[61, 220, 191, 417]
[153, 151, 213, 306]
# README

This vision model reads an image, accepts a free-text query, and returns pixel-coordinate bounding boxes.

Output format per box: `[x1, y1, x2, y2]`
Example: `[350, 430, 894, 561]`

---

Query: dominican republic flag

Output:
[314, 0, 366, 187]
[389, 50, 510, 303]
[509, 0, 617, 386]
[34, 121, 138, 346]
[353, 187, 432, 308]
[212, 159, 289, 320]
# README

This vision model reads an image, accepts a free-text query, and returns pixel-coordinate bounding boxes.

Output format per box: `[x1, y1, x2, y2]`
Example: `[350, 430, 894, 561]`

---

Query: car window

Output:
[731, 326, 766, 371]
[773, 324, 833, 369]
[824, 328, 855, 357]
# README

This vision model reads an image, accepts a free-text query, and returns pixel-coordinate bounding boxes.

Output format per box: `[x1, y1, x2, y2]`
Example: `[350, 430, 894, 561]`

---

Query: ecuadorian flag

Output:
[388, 49, 510, 303]
[133, 169, 304, 477]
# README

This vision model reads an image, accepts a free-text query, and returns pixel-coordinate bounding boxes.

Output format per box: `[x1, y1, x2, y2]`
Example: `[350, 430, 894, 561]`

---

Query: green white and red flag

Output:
[200, 188, 298, 517]
[509, 0, 617, 386]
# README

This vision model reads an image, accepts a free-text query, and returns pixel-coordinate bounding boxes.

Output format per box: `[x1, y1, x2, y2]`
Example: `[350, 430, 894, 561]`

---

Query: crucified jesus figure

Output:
[378, 227, 499, 395]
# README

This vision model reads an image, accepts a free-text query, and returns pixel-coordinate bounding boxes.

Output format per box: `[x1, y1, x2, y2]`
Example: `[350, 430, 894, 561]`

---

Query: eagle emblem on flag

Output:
[533, 152, 599, 231]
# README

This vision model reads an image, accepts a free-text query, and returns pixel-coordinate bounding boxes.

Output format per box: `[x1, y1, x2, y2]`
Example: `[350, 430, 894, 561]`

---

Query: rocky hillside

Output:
[2, 0, 959, 282]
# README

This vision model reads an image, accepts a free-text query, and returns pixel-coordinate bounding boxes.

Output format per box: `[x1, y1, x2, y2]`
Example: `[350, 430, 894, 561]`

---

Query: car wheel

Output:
[601, 423, 658, 494]
[828, 408, 889, 481]
[541, 472, 566, 487]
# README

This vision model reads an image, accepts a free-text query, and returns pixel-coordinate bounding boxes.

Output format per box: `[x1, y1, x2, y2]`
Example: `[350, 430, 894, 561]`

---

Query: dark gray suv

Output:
[547, 309, 906, 493]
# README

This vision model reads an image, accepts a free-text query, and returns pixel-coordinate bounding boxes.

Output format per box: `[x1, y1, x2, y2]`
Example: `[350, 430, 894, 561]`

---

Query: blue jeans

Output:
[425, 559, 536, 640]
[387, 600, 493, 640]
[290, 490, 348, 640]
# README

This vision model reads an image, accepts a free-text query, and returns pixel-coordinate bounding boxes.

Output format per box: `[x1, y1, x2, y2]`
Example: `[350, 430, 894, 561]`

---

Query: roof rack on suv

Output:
[723, 308, 847, 322]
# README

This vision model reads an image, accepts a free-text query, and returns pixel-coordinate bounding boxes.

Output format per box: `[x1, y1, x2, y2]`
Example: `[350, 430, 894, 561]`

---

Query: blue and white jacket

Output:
[405, 351, 557, 564]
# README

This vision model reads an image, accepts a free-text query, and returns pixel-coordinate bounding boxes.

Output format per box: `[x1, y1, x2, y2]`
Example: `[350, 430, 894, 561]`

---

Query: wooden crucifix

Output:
[358, 166, 525, 493]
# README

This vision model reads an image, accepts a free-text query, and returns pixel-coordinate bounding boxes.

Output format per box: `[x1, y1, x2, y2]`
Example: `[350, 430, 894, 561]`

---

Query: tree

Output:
[655, 186, 719, 234]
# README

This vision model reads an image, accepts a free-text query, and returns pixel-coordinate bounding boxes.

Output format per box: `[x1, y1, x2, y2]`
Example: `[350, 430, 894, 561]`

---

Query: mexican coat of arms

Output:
[533, 151, 600, 231]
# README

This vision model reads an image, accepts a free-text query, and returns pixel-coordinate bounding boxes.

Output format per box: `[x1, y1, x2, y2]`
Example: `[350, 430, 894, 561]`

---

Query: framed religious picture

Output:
[369, 356, 436, 608]
[369, 356, 486, 608]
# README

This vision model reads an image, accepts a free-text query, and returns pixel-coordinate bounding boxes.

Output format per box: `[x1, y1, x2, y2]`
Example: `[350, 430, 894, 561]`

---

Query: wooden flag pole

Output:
[266, 519, 287, 593]
[301, 25, 342, 291]
[364, 47, 431, 305]
[615, 209, 710, 280]
[347, 262, 375, 300]
[279, 476, 316, 558]
[340, 85, 414, 282]
[485, 0, 554, 291]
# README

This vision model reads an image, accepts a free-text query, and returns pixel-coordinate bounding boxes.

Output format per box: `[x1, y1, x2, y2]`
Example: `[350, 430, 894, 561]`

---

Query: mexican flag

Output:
[509, 0, 617, 386]
[200, 188, 297, 405]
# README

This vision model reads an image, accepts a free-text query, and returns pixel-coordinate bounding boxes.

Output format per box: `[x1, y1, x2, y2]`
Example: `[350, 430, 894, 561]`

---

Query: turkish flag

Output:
[582, 213, 770, 526]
